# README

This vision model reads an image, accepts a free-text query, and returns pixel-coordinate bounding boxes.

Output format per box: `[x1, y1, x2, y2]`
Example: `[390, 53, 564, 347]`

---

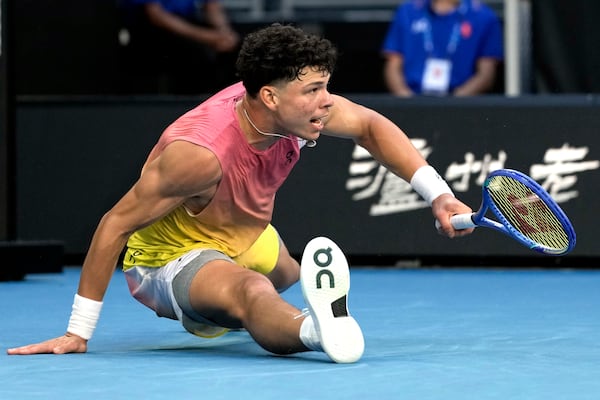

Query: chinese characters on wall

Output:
[347, 141, 599, 217]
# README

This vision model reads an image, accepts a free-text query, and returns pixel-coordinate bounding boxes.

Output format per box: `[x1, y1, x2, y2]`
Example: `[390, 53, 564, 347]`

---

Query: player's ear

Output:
[259, 86, 278, 110]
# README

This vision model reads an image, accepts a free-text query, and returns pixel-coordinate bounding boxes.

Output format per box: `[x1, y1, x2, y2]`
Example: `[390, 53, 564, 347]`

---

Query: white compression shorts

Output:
[124, 248, 233, 338]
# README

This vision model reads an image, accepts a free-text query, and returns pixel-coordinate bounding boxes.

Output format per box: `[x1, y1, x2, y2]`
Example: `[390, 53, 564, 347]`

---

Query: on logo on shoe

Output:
[313, 246, 334, 289]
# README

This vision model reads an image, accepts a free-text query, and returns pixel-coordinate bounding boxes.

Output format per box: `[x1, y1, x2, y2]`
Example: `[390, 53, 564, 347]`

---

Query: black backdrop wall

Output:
[532, 1, 600, 93]
[15, 95, 600, 264]
[1, 0, 14, 239]
[13, 0, 121, 96]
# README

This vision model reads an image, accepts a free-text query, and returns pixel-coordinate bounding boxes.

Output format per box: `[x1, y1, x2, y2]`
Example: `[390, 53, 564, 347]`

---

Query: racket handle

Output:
[449, 213, 477, 229]
[435, 213, 477, 230]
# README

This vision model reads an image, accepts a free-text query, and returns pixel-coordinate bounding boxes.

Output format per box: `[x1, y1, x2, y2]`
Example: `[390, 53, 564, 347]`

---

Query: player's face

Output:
[272, 67, 334, 141]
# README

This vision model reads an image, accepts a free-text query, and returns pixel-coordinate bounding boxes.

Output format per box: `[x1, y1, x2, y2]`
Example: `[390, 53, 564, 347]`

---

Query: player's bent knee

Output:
[231, 273, 278, 320]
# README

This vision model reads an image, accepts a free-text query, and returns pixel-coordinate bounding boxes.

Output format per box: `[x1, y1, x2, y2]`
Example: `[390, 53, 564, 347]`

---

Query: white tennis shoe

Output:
[300, 236, 364, 363]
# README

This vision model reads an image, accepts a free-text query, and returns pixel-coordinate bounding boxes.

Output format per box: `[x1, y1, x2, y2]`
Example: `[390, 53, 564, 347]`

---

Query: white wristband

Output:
[67, 294, 103, 340]
[410, 165, 454, 206]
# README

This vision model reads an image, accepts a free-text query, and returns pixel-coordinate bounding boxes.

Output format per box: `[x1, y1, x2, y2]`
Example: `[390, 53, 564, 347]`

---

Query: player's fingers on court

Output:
[7, 343, 54, 355]
[7, 336, 86, 355]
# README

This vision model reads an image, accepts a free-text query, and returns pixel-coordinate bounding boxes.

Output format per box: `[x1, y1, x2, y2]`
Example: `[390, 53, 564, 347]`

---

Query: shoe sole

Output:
[300, 236, 364, 363]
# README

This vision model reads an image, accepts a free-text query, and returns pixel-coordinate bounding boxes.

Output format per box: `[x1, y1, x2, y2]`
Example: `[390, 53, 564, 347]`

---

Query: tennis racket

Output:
[438, 169, 576, 256]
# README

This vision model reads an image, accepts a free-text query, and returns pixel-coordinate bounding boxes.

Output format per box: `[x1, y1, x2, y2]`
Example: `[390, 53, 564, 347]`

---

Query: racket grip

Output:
[435, 213, 477, 230]
[449, 213, 477, 229]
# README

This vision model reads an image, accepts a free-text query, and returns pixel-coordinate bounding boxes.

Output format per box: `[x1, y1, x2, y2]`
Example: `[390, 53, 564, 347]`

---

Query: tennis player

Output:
[7, 24, 473, 363]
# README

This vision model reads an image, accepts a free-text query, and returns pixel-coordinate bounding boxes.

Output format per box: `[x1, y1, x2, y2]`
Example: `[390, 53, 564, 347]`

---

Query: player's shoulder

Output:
[162, 140, 218, 161]
[160, 141, 220, 172]
[323, 94, 377, 137]
[159, 141, 222, 185]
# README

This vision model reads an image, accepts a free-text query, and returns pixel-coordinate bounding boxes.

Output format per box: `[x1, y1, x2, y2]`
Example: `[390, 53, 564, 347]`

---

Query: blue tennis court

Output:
[2, 266, 599, 400]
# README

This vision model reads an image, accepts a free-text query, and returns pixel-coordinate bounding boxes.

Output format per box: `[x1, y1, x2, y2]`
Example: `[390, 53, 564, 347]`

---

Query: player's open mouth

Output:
[310, 118, 324, 130]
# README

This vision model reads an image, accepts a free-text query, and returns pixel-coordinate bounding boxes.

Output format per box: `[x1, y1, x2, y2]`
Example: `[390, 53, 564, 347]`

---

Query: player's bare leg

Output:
[184, 236, 364, 362]
[185, 261, 309, 354]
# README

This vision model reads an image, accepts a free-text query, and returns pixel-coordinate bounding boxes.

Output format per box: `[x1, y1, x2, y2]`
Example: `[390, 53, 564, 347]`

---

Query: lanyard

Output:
[422, 2, 467, 57]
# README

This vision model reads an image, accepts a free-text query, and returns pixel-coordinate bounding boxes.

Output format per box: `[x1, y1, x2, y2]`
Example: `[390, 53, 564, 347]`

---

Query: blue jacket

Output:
[382, 0, 503, 94]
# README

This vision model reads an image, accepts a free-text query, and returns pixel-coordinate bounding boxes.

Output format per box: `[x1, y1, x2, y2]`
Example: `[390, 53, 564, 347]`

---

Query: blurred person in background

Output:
[119, 0, 240, 94]
[381, 0, 503, 97]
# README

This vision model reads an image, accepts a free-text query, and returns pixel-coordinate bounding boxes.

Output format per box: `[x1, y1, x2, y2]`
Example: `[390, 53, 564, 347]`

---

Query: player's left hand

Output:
[7, 333, 88, 355]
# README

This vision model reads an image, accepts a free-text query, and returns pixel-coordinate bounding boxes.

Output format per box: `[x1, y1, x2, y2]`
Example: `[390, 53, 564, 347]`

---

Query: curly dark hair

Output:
[236, 23, 338, 97]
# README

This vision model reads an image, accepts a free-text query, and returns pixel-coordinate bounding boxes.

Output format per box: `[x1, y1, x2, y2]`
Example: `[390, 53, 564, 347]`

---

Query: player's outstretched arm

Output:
[7, 333, 87, 355]
[324, 96, 473, 237]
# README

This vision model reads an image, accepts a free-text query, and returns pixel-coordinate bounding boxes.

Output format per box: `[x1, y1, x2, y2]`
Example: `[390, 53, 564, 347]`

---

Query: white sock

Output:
[299, 315, 323, 352]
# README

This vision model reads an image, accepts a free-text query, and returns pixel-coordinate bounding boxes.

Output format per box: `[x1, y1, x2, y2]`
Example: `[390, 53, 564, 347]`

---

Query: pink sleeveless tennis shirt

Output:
[124, 82, 301, 268]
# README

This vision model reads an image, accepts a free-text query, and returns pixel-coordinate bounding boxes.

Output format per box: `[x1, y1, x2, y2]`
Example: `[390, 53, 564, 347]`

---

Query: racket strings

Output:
[485, 176, 570, 251]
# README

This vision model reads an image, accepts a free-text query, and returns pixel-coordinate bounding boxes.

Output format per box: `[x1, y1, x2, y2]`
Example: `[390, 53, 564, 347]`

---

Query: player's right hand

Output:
[6, 333, 88, 355]
[432, 194, 474, 238]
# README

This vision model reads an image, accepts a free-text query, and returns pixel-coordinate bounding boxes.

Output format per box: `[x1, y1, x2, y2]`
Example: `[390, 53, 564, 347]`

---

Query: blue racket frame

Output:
[472, 169, 576, 255]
